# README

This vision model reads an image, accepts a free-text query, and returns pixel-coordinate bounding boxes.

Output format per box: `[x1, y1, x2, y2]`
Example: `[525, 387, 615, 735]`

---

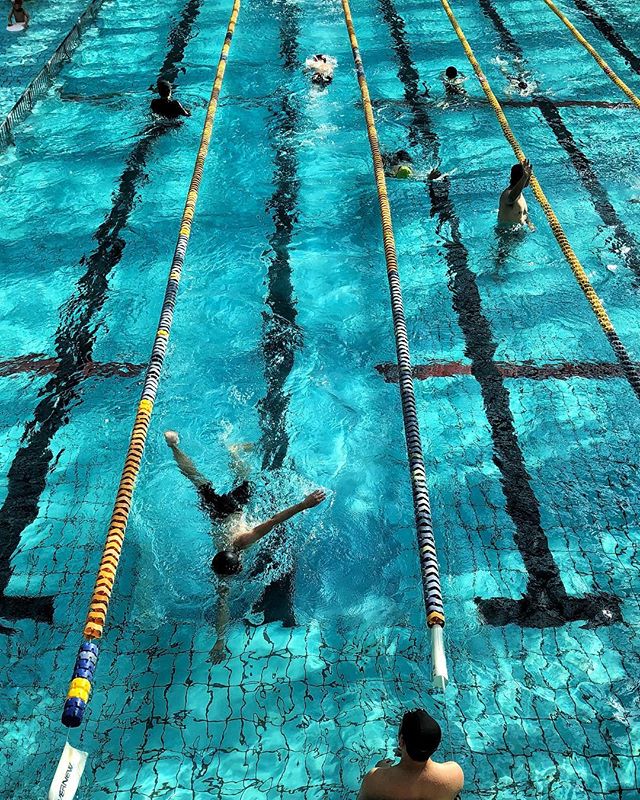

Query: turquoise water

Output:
[0, 0, 639, 797]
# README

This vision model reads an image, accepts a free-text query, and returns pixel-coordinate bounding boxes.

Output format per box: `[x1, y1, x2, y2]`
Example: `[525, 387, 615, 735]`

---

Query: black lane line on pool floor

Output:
[249, 1, 302, 628]
[476, 0, 640, 281]
[570, 0, 640, 77]
[378, 0, 620, 628]
[0, 0, 203, 634]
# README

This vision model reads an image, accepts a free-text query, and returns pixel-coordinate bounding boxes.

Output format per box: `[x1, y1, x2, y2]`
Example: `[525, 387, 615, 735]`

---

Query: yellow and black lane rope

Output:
[339, 0, 447, 652]
[541, 0, 640, 109]
[439, 0, 640, 401]
[61, 0, 241, 729]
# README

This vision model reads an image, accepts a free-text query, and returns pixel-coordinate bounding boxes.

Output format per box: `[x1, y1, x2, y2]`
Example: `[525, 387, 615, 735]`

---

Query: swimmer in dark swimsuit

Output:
[8, 0, 29, 27]
[150, 80, 190, 119]
[164, 430, 326, 659]
[442, 66, 467, 97]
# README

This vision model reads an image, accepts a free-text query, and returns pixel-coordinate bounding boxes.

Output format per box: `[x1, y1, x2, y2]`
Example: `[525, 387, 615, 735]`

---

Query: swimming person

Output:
[383, 149, 414, 179]
[150, 80, 190, 119]
[164, 430, 326, 659]
[358, 709, 464, 800]
[442, 66, 466, 96]
[498, 159, 534, 230]
[305, 54, 336, 87]
[7, 0, 29, 29]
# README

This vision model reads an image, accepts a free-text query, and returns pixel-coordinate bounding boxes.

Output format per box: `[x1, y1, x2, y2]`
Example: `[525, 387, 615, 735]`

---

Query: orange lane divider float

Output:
[339, 0, 448, 688]
[48, 0, 241, 796]
[439, 0, 640, 402]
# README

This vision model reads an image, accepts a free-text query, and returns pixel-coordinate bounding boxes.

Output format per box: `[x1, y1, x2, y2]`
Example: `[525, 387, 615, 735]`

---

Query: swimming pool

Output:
[0, 0, 639, 796]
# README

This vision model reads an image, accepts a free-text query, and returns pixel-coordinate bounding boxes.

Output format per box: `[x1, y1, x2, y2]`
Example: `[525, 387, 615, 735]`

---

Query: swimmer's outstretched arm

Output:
[233, 489, 326, 550]
[164, 430, 209, 488]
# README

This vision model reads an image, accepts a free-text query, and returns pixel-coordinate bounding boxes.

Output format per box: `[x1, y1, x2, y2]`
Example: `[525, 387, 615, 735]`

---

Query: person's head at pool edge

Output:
[212, 549, 243, 577]
[399, 709, 442, 762]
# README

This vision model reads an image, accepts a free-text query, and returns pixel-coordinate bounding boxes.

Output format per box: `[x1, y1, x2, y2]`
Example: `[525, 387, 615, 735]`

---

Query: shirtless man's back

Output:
[498, 158, 534, 229]
[358, 710, 463, 800]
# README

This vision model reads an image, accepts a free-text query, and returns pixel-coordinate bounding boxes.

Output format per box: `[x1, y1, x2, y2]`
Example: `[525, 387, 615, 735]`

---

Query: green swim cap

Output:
[396, 165, 413, 179]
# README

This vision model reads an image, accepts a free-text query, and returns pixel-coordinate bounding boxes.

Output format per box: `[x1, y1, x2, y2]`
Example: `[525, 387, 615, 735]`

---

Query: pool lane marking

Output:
[376, 360, 640, 381]
[251, 2, 303, 629]
[541, 0, 640, 108]
[0, 0, 204, 634]
[570, 0, 640, 77]
[474, 0, 640, 282]
[378, 0, 621, 629]
[439, 0, 640, 402]
[0, 0, 107, 147]
[340, 0, 448, 687]
[0, 355, 145, 379]
[58, 0, 242, 730]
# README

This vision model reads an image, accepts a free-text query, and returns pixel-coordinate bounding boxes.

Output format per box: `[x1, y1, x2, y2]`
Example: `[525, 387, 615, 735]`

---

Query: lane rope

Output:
[339, 0, 448, 688]
[439, 0, 640, 401]
[541, 0, 640, 109]
[60, 0, 241, 730]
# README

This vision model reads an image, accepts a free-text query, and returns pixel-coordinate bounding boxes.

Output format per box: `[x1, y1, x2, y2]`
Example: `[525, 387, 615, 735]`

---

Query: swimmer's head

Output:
[314, 53, 328, 63]
[157, 79, 172, 98]
[399, 709, 442, 762]
[212, 550, 243, 576]
[518, 80, 528, 90]
[395, 149, 412, 164]
[312, 72, 332, 87]
[510, 162, 524, 186]
[445, 66, 458, 80]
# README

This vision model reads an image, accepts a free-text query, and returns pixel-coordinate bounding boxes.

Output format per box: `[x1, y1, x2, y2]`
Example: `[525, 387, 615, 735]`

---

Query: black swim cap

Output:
[396, 149, 412, 163]
[445, 66, 458, 80]
[157, 79, 172, 97]
[400, 710, 442, 762]
[212, 550, 242, 576]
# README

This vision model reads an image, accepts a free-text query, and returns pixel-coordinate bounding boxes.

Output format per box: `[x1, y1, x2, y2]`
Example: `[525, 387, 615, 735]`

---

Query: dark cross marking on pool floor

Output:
[477, 0, 640, 280]
[570, 0, 640, 76]
[378, 0, 620, 628]
[0, 354, 145, 379]
[250, 1, 302, 628]
[376, 360, 640, 381]
[0, 0, 204, 634]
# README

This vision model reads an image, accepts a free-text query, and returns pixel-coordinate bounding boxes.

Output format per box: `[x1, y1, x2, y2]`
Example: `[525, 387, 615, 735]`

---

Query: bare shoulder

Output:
[358, 767, 382, 799]
[436, 760, 464, 793]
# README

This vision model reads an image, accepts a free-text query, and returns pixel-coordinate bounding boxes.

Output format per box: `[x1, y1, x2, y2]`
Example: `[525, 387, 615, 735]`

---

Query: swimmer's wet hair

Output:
[400, 709, 442, 762]
[212, 550, 243, 576]
[157, 79, 172, 98]
[445, 66, 458, 80]
[510, 162, 525, 186]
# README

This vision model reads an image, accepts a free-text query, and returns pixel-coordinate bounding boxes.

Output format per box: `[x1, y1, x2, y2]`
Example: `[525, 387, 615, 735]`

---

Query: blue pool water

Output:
[0, 0, 639, 797]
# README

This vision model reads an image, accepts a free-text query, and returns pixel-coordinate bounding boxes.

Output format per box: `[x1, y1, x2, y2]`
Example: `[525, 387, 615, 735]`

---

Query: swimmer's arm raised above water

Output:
[232, 489, 326, 550]
[506, 158, 532, 204]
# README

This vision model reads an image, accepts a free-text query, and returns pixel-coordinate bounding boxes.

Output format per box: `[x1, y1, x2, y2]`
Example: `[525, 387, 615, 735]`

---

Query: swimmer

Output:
[306, 53, 336, 87]
[358, 709, 464, 800]
[442, 65, 466, 96]
[164, 431, 326, 659]
[498, 159, 534, 230]
[383, 149, 414, 179]
[150, 80, 190, 119]
[8, 0, 29, 28]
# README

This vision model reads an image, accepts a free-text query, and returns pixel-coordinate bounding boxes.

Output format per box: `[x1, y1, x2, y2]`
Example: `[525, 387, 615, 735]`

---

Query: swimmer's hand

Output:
[522, 158, 533, 184]
[210, 639, 228, 664]
[228, 442, 254, 454]
[301, 489, 326, 509]
[164, 430, 179, 447]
